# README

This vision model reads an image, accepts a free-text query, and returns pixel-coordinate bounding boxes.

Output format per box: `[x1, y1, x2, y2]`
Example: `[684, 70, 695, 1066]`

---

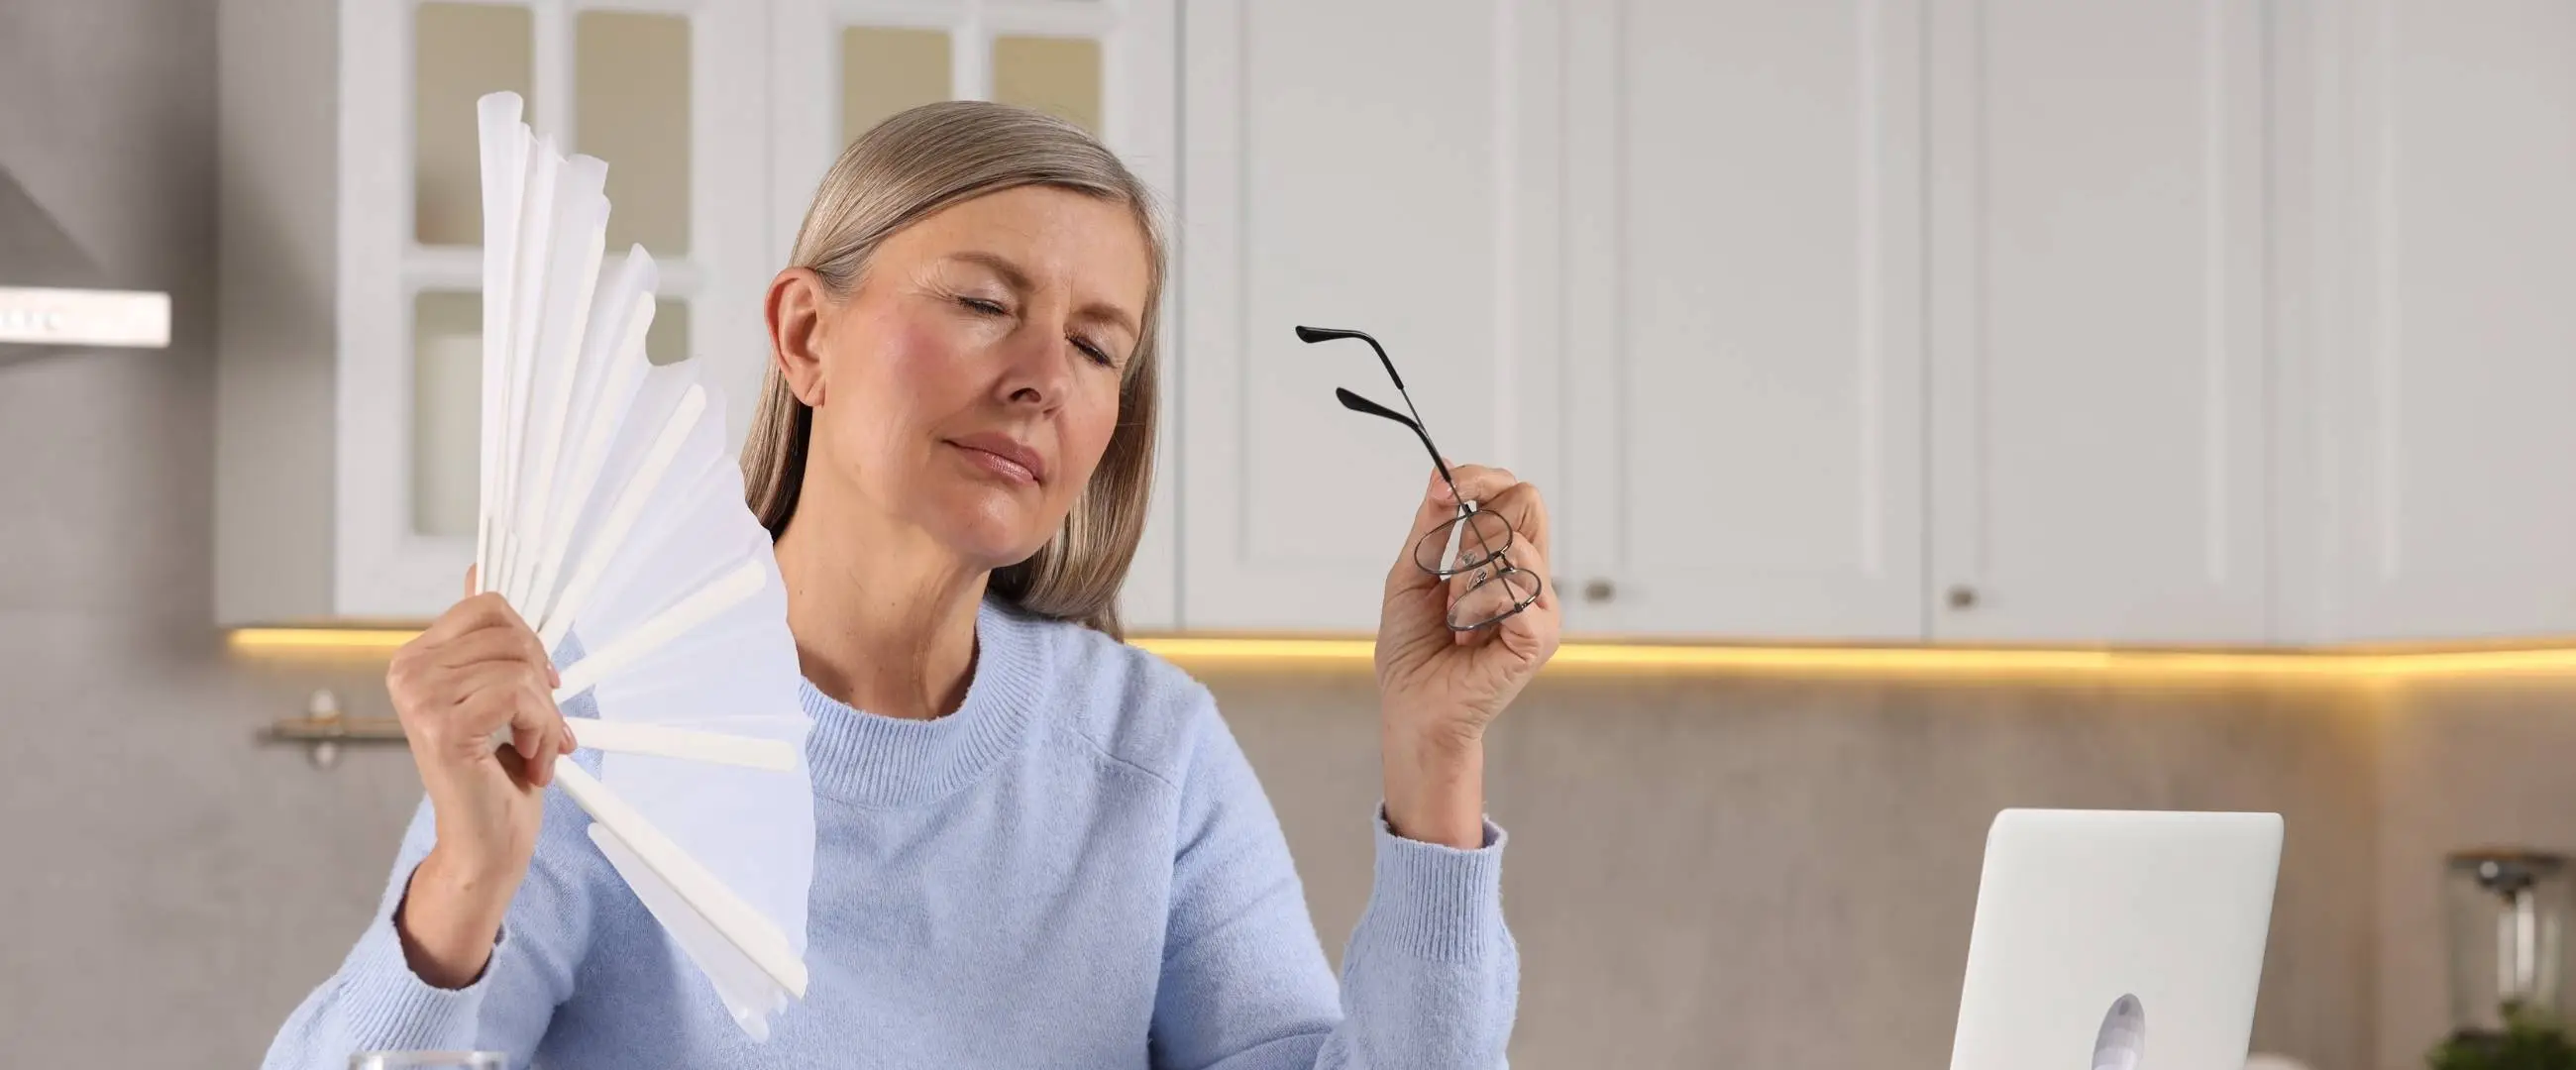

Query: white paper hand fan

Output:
[470, 90, 814, 1040]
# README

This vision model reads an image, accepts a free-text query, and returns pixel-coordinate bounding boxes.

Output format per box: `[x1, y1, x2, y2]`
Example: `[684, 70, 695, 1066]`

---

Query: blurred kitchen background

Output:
[6, 0, 2576, 1066]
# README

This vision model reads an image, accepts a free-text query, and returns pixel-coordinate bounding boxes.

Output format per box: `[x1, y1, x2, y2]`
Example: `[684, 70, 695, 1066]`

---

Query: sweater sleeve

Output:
[1148, 696, 1519, 1070]
[259, 778, 604, 1070]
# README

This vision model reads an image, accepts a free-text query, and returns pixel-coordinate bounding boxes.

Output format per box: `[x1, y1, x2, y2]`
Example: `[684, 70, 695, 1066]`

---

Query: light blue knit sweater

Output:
[262, 600, 1518, 1068]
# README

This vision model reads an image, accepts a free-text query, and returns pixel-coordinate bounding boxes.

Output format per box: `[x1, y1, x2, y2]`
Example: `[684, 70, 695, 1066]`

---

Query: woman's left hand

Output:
[1374, 463, 1562, 848]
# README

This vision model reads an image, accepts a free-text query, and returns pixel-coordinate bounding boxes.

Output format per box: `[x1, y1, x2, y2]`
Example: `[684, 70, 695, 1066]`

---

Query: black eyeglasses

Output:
[1297, 325, 1543, 631]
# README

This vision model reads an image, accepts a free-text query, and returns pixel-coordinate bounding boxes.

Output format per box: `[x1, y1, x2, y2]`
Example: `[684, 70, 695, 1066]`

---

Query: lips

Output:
[947, 432, 1048, 486]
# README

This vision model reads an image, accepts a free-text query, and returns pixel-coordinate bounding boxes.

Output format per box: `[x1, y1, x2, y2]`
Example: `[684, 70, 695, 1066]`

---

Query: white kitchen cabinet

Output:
[1176, 0, 1564, 630]
[218, 0, 766, 624]
[1185, 0, 2272, 645]
[1120, 0, 2576, 646]
[1553, 0, 1928, 641]
[1587, 0, 2575, 649]
[2296, 0, 2576, 642]
[1923, 0, 2273, 645]
[216, 0, 2576, 643]
[1552, 0, 2270, 646]
[217, 0, 1181, 628]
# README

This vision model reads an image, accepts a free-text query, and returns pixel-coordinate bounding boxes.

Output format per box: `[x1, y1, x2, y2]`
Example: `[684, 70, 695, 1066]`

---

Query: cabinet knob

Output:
[1582, 579, 1617, 603]
[1946, 585, 1979, 610]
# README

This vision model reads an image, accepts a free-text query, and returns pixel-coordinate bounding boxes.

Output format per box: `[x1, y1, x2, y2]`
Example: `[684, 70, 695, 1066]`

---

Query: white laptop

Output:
[1948, 808, 2283, 1070]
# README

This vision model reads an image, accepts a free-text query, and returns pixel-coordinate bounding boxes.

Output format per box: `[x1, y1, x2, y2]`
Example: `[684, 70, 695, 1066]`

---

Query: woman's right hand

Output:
[386, 569, 578, 988]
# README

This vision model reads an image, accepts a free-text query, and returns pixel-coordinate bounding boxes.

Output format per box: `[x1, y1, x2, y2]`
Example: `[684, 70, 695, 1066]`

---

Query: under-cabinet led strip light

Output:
[227, 627, 2576, 682]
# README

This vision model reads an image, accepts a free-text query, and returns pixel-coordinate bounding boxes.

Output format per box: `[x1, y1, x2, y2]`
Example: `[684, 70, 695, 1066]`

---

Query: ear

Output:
[767, 268, 833, 406]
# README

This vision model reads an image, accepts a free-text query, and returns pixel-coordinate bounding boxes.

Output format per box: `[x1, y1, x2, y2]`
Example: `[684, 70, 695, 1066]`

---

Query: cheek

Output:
[1056, 377, 1127, 488]
[823, 309, 967, 440]
[866, 313, 965, 396]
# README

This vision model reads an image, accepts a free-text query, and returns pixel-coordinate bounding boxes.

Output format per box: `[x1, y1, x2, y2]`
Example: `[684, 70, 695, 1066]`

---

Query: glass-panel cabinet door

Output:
[411, 290, 483, 540]
[571, 6, 752, 403]
[578, 9, 693, 257]
[989, 34, 1101, 134]
[400, 4, 534, 570]
[415, 3, 533, 248]
[841, 26, 952, 147]
[341, 0, 769, 617]
[769, 0, 1173, 260]
[769, 0, 1179, 627]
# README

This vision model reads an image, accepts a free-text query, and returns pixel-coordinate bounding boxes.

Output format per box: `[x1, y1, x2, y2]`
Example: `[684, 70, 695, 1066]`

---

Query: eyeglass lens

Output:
[1448, 565, 1542, 630]
[1413, 508, 1514, 577]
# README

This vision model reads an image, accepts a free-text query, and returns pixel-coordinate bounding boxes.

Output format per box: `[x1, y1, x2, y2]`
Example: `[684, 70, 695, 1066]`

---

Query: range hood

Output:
[0, 164, 169, 350]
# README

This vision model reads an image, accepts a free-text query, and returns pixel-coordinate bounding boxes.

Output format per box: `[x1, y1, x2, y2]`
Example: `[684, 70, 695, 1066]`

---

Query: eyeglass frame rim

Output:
[1409, 508, 1517, 580]
[1446, 557, 1546, 631]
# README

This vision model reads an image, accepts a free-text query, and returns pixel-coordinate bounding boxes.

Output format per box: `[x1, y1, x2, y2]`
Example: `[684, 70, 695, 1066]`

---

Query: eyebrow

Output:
[945, 250, 1140, 340]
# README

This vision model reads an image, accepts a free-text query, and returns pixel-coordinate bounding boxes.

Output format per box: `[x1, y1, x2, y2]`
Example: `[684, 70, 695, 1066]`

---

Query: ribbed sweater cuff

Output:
[1368, 805, 1509, 965]
[337, 869, 499, 1050]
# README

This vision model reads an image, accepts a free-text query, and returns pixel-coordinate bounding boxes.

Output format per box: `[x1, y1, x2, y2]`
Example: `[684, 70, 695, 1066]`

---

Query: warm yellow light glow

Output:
[1543, 644, 2347, 679]
[1129, 636, 1380, 664]
[2365, 646, 2576, 679]
[225, 626, 2576, 683]
[231, 627, 417, 654]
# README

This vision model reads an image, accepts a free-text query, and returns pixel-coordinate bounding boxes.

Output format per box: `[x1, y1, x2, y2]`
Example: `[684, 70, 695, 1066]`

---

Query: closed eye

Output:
[959, 293, 1116, 369]
[1071, 336, 1116, 369]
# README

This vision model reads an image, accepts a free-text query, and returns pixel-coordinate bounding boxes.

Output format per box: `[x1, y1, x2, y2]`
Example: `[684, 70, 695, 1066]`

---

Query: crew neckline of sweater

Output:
[797, 598, 1051, 808]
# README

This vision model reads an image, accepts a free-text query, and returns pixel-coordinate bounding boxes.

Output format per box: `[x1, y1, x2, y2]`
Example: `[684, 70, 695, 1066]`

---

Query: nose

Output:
[995, 316, 1077, 411]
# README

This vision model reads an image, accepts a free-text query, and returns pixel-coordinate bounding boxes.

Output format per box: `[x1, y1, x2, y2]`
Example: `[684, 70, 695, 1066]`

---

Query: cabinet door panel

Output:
[1178, 0, 1556, 630]
[1560, 0, 1926, 640]
[1927, 0, 2270, 643]
[2316, 0, 2576, 640]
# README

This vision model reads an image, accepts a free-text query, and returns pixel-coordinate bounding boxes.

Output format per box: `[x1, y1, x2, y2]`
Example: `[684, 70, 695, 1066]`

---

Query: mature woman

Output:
[266, 102, 1558, 1068]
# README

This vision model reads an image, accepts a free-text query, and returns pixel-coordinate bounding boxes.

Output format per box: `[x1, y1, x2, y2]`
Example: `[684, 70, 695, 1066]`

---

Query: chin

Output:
[920, 494, 1057, 571]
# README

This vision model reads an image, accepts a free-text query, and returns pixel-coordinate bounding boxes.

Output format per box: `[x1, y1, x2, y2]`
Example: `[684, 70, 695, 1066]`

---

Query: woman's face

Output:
[782, 185, 1150, 570]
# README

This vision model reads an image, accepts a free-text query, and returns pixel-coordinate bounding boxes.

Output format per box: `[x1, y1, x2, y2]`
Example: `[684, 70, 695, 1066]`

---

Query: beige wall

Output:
[1221, 672, 2382, 1070]
[2373, 679, 2576, 1070]
[0, 2, 425, 1063]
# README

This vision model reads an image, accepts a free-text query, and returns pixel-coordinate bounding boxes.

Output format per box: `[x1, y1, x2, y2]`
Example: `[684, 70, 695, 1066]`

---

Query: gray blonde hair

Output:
[743, 101, 1166, 638]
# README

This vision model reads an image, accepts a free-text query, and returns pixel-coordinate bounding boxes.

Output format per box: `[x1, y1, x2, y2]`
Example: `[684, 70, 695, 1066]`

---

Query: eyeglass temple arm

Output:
[1335, 388, 1464, 500]
[1297, 324, 1451, 447]
[1296, 326, 1404, 388]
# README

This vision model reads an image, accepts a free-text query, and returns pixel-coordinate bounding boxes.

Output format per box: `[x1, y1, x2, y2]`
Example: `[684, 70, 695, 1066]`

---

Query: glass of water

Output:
[350, 1053, 504, 1070]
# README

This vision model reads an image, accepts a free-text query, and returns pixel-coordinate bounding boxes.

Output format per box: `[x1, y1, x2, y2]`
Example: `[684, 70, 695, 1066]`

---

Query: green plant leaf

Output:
[2427, 1012, 2576, 1070]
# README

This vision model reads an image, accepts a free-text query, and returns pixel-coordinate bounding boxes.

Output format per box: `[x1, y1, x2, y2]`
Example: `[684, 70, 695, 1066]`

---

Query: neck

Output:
[772, 486, 986, 721]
